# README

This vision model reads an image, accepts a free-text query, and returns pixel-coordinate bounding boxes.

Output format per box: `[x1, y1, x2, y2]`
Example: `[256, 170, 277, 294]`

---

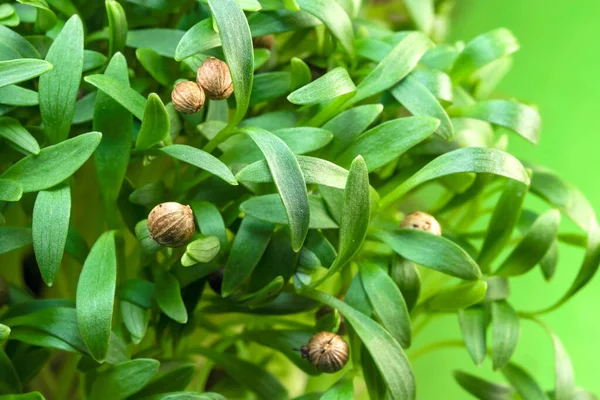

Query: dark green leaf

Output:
[136, 48, 178, 86]
[155, 271, 187, 324]
[160, 145, 237, 185]
[32, 181, 71, 286]
[323, 104, 383, 149]
[296, 0, 353, 56]
[389, 257, 420, 311]
[458, 306, 487, 366]
[288, 67, 355, 105]
[0, 58, 52, 88]
[83, 50, 107, 72]
[121, 300, 149, 345]
[424, 281, 487, 311]
[0, 117, 40, 155]
[106, 0, 128, 57]
[491, 300, 520, 370]
[0, 25, 39, 58]
[454, 370, 514, 400]
[85, 74, 146, 120]
[247, 10, 321, 37]
[118, 279, 155, 309]
[248, 227, 299, 292]
[89, 359, 160, 400]
[501, 363, 548, 400]
[131, 363, 197, 398]
[0, 227, 31, 255]
[249, 71, 291, 105]
[136, 93, 169, 150]
[0, 348, 21, 394]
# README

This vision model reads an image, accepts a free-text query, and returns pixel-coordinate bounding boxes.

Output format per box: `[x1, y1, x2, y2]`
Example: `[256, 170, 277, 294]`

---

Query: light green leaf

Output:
[0, 58, 52, 88]
[85, 74, 146, 120]
[501, 363, 548, 400]
[32, 181, 70, 286]
[0, 85, 38, 106]
[375, 229, 481, 280]
[1, 131, 102, 193]
[423, 281, 487, 311]
[208, 0, 254, 126]
[458, 306, 487, 366]
[106, 0, 128, 58]
[190, 201, 228, 253]
[288, 67, 355, 105]
[454, 370, 514, 400]
[491, 300, 520, 370]
[241, 194, 338, 229]
[411, 68, 453, 103]
[160, 145, 237, 185]
[0, 179, 22, 202]
[297, 0, 354, 56]
[89, 359, 160, 400]
[305, 290, 415, 400]
[135, 93, 169, 150]
[337, 116, 439, 171]
[83, 50, 107, 72]
[72, 92, 96, 124]
[0, 117, 39, 155]
[380, 147, 530, 208]
[76, 231, 117, 362]
[540, 240, 559, 281]
[39, 15, 83, 143]
[155, 271, 187, 324]
[403, 0, 434, 33]
[0, 25, 40, 58]
[127, 29, 184, 58]
[175, 18, 220, 61]
[120, 300, 149, 345]
[290, 57, 311, 91]
[243, 126, 309, 251]
[320, 379, 354, 400]
[182, 235, 220, 266]
[250, 71, 291, 105]
[323, 104, 383, 148]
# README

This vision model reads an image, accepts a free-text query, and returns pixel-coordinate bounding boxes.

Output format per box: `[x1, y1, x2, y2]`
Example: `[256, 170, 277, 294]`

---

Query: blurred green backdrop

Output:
[412, 1, 600, 398]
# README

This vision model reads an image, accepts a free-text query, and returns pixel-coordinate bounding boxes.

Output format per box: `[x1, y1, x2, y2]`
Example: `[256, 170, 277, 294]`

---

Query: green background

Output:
[412, 1, 600, 398]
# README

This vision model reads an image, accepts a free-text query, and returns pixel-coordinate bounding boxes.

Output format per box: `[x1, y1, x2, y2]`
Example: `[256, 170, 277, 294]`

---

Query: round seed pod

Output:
[301, 331, 349, 373]
[400, 211, 442, 236]
[171, 81, 205, 114]
[196, 57, 234, 100]
[0, 276, 9, 307]
[147, 202, 195, 248]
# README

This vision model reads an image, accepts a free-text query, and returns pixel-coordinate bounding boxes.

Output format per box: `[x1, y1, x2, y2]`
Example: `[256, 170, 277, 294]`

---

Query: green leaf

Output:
[247, 10, 321, 37]
[106, 0, 128, 58]
[236, 156, 348, 189]
[32, 181, 71, 286]
[38, 15, 83, 143]
[389, 257, 420, 311]
[85, 74, 146, 120]
[190, 201, 229, 253]
[337, 116, 439, 171]
[290, 57, 311, 91]
[540, 240, 559, 281]
[193, 347, 288, 399]
[17, 0, 56, 31]
[243, 126, 309, 251]
[0, 347, 21, 394]
[155, 271, 187, 324]
[139, 393, 226, 400]
[83, 50, 107, 72]
[391, 75, 453, 140]
[322, 104, 383, 148]
[450, 100, 541, 144]
[423, 280, 487, 311]
[160, 145, 237, 185]
[89, 359, 160, 400]
[0, 324, 10, 345]
[375, 229, 481, 280]
[182, 236, 220, 266]
[411, 68, 453, 103]
[0, 58, 52, 88]
[494, 210, 560, 277]
[222, 216, 274, 297]
[136, 48, 178, 86]
[320, 379, 354, 400]
[458, 306, 487, 366]
[0, 227, 31, 255]
[72, 92, 96, 124]
[131, 363, 197, 398]
[0, 25, 39, 58]
[175, 19, 220, 61]
[501, 363, 548, 400]
[126, 29, 184, 58]
[76, 231, 117, 362]
[0, 117, 40, 155]
[248, 227, 299, 292]
[120, 300, 149, 345]
[118, 279, 155, 309]
[478, 179, 529, 271]
[491, 300, 520, 370]
[380, 147, 530, 208]
[296, 0, 353, 56]
[454, 370, 514, 400]
[241, 194, 338, 229]
[403, 0, 434, 33]
[208, 0, 254, 126]
[250, 71, 291, 105]
[0, 85, 39, 106]
[451, 28, 519, 83]
[360, 261, 411, 347]
[136, 93, 169, 150]
[0, 179, 22, 202]
[288, 67, 355, 105]
[305, 290, 415, 400]
[350, 32, 433, 105]
[0, 393, 45, 400]
[1, 132, 102, 193]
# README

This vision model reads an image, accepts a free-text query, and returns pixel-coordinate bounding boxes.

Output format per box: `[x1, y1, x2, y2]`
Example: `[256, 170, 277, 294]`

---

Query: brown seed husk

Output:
[196, 57, 234, 100]
[147, 202, 195, 247]
[400, 211, 442, 236]
[171, 81, 205, 114]
[301, 331, 349, 373]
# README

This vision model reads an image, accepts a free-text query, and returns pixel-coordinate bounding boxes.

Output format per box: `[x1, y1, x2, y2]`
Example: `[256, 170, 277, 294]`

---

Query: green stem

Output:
[408, 340, 464, 361]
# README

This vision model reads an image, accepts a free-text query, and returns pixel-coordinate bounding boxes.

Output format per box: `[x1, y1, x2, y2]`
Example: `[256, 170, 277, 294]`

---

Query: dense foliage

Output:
[0, 0, 598, 399]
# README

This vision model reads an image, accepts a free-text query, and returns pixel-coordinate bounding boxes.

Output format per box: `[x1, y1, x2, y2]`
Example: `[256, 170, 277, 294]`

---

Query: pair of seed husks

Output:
[171, 57, 233, 115]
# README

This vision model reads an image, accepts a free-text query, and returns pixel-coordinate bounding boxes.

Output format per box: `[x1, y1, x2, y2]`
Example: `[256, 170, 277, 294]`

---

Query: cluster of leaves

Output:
[0, 0, 598, 399]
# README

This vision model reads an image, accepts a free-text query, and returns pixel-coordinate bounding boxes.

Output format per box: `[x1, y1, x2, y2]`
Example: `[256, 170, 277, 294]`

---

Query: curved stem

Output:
[408, 340, 464, 361]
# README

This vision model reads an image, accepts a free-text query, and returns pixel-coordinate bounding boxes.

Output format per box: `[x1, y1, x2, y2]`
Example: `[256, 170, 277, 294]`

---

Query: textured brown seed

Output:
[301, 331, 349, 373]
[196, 57, 234, 100]
[147, 202, 195, 247]
[171, 81, 205, 114]
[400, 211, 442, 236]
[0, 276, 9, 307]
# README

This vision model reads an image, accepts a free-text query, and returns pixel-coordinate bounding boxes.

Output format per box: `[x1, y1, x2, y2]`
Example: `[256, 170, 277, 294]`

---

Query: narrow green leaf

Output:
[155, 271, 187, 324]
[248, 227, 299, 292]
[76, 231, 117, 362]
[451, 28, 519, 83]
[0, 85, 39, 106]
[389, 257, 421, 311]
[1, 131, 102, 193]
[183, 235, 220, 266]
[337, 116, 439, 171]
[288, 67, 355, 105]
[0, 117, 39, 155]
[175, 18, 220, 61]
[138, 393, 225, 400]
[190, 201, 228, 253]
[411, 68, 453, 103]
[391, 75, 453, 140]
[39, 15, 83, 143]
[131, 363, 197, 398]
[126, 29, 184, 58]
[0, 228, 31, 254]
[160, 145, 237, 185]
[83, 50, 108, 72]
[136, 48, 178, 86]
[84, 74, 146, 120]
[118, 279, 155, 309]
[290, 57, 311, 90]
[454, 370, 514, 400]
[106, 0, 128, 58]
[208, 0, 254, 126]
[241, 194, 337, 229]
[501, 363, 548, 400]
[458, 306, 487, 366]
[375, 229, 481, 280]
[0, 393, 47, 400]
[243, 126, 309, 251]
[135, 93, 169, 150]
[424, 281, 487, 311]
[222, 216, 274, 297]
[305, 290, 415, 400]
[322, 104, 383, 148]
[89, 359, 160, 400]
[0, 58, 52, 88]
[120, 300, 149, 345]
[32, 181, 70, 286]
[494, 210, 560, 277]
[403, 0, 434, 33]
[72, 92, 96, 124]
[17, 0, 56, 31]
[296, 0, 354, 56]
[250, 71, 291, 105]
[0, 25, 40, 58]
[320, 379, 354, 400]
[491, 300, 520, 370]
[0, 179, 22, 202]
[540, 240, 559, 281]
[350, 32, 433, 105]
[0, 347, 21, 394]
[380, 147, 530, 208]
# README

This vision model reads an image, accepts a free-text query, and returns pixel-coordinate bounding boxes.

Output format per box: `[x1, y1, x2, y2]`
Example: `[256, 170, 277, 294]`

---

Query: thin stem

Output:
[408, 340, 464, 361]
